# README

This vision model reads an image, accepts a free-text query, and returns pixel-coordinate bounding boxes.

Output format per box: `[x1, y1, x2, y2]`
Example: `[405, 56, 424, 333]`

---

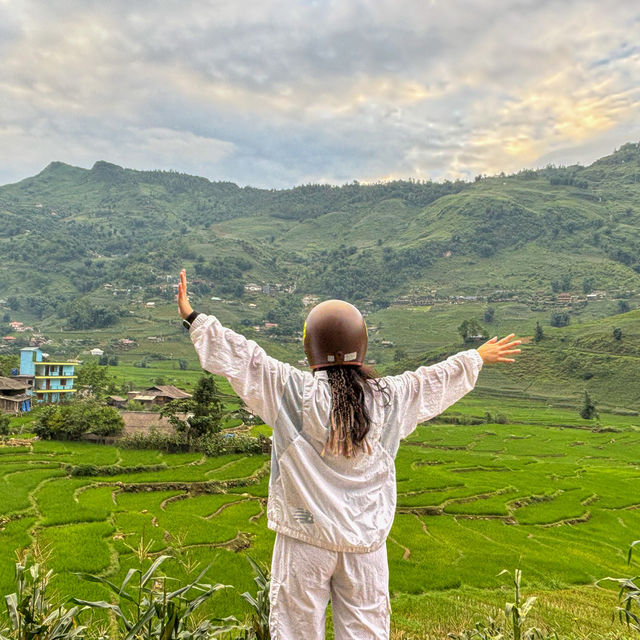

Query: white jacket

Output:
[190, 314, 483, 553]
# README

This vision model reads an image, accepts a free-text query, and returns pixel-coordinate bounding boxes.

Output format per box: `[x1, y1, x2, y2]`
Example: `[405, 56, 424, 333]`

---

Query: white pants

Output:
[269, 533, 391, 640]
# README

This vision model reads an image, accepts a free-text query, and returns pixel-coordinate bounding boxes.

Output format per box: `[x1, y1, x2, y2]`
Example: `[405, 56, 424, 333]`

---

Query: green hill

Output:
[2, 143, 640, 407]
[2, 143, 640, 305]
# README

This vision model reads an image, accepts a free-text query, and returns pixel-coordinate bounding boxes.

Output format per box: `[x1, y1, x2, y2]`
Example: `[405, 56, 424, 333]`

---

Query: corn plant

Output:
[449, 569, 556, 640]
[1, 548, 88, 640]
[210, 557, 270, 640]
[73, 536, 231, 640]
[448, 615, 504, 639]
[598, 540, 640, 636]
[498, 568, 547, 640]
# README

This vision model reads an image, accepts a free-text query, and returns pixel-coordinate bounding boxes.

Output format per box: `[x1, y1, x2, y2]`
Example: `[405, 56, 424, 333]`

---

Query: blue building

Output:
[20, 347, 77, 404]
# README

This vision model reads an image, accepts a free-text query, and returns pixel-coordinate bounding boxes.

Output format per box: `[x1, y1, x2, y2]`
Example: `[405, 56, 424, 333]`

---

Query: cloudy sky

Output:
[1, 0, 640, 188]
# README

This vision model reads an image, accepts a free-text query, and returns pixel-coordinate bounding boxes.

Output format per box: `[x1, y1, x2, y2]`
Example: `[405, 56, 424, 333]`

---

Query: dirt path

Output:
[388, 536, 411, 560]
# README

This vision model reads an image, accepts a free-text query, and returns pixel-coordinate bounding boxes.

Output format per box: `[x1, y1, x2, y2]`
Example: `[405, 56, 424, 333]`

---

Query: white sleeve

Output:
[189, 314, 302, 427]
[386, 349, 483, 441]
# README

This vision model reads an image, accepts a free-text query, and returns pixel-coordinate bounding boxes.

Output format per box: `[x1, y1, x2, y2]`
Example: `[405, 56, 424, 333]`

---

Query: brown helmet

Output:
[303, 300, 368, 369]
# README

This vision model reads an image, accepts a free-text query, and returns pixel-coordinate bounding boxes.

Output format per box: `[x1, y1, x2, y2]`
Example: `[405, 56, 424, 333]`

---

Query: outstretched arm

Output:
[383, 334, 522, 448]
[178, 269, 300, 426]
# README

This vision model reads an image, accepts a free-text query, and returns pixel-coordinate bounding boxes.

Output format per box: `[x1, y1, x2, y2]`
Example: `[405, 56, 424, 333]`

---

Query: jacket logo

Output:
[292, 508, 314, 524]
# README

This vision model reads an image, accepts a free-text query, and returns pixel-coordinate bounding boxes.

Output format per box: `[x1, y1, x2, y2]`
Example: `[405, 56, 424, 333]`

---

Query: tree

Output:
[33, 401, 123, 440]
[189, 374, 224, 435]
[534, 322, 544, 343]
[483, 307, 495, 323]
[87, 404, 125, 436]
[178, 359, 188, 370]
[0, 413, 11, 436]
[550, 312, 569, 328]
[76, 361, 111, 400]
[458, 319, 484, 342]
[393, 349, 408, 362]
[161, 374, 225, 439]
[580, 391, 598, 421]
[613, 327, 623, 341]
[65, 301, 119, 330]
[0, 355, 19, 377]
[33, 405, 67, 440]
[618, 300, 630, 314]
[582, 277, 595, 294]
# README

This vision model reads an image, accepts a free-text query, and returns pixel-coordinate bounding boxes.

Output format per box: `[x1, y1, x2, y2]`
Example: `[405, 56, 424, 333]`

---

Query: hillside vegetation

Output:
[2, 143, 640, 408]
[2, 142, 640, 309]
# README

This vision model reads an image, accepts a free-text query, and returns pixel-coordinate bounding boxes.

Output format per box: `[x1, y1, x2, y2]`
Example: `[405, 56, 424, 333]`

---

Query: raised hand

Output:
[177, 268, 194, 320]
[476, 333, 522, 365]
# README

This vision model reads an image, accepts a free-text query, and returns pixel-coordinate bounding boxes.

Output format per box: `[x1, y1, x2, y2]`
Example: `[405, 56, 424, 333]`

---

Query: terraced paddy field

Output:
[1, 396, 640, 638]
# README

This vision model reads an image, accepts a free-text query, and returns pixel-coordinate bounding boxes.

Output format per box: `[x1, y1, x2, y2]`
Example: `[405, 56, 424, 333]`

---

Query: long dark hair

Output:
[319, 365, 389, 458]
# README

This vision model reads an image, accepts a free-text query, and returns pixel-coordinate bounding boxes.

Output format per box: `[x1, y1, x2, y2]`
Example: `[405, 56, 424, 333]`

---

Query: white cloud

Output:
[0, 0, 639, 186]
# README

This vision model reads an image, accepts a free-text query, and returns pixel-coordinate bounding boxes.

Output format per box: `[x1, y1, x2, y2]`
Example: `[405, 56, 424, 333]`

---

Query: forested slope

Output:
[2, 142, 640, 321]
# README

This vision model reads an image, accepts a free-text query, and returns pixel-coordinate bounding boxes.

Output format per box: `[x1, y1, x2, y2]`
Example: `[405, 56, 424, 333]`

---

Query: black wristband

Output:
[183, 311, 200, 329]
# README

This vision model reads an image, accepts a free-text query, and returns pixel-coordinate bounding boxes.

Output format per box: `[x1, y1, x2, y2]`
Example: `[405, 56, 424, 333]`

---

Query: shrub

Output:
[0, 413, 11, 436]
[65, 463, 168, 477]
[118, 430, 270, 456]
[550, 312, 569, 328]
[485, 411, 508, 424]
[33, 400, 124, 440]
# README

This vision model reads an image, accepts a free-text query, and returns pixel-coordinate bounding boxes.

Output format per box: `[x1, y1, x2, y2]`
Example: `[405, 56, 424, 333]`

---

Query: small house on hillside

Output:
[90, 348, 104, 356]
[130, 395, 157, 409]
[126, 385, 192, 409]
[107, 395, 127, 409]
[144, 385, 192, 406]
[0, 376, 31, 414]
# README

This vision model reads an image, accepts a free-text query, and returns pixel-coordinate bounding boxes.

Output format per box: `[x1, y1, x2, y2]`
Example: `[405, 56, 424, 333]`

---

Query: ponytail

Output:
[322, 366, 388, 458]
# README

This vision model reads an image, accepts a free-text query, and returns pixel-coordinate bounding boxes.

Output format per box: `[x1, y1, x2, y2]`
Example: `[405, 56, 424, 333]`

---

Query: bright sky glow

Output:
[1, 0, 639, 187]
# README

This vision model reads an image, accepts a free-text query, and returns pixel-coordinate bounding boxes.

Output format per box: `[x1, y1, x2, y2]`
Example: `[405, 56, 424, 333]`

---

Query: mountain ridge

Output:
[1, 142, 640, 314]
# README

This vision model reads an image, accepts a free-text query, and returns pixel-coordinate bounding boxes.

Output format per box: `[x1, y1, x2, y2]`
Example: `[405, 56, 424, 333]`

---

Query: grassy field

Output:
[2, 395, 639, 638]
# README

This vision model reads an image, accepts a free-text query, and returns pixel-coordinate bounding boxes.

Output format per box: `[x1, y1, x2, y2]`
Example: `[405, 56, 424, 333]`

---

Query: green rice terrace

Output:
[2, 396, 639, 639]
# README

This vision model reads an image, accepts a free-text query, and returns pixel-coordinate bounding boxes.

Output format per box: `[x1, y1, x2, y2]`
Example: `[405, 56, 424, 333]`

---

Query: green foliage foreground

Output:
[1, 545, 270, 640]
[2, 398, 640, 638]
[2, 545, 639, 639]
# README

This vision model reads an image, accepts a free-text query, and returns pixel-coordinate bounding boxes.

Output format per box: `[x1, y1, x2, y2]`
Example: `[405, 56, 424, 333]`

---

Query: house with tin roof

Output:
[0, 377, 32, 414]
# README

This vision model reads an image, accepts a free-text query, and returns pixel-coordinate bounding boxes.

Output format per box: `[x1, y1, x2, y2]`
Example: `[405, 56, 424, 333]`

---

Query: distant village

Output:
[0, 345, 194, 418]
[1, 269, 629, 356]
[0, 274, 633, 419]
[1, 277, 621, 352]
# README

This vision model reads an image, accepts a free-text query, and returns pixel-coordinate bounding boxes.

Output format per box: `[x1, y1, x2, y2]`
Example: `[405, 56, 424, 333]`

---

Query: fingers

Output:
[497, 333, 515, 345]
[497, 357, 515, 363]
